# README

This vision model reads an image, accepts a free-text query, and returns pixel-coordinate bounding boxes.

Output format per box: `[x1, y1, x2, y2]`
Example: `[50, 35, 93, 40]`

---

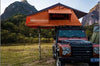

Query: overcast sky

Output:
[1, 0, 99, 21]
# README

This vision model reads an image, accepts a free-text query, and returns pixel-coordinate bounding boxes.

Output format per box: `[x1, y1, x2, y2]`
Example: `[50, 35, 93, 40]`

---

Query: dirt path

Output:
[46, 58, 55, 63]
[46, 58, 89, 66]
[46, 58, 99, 66]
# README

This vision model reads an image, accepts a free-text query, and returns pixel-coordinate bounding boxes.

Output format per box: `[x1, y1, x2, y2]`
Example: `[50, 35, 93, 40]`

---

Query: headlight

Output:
[62, 51, 67, 55]
[93, 47, 99, 54]
[62, 47, 71, 55]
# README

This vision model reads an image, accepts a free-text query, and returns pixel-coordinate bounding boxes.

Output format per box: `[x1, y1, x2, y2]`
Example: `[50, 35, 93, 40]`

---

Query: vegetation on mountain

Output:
[84, 25, 94, 40]
[1, 1, 37, 20]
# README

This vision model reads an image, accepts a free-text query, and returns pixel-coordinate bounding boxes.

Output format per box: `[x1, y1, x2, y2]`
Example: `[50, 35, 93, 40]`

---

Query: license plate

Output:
[90, 58, 99, 62]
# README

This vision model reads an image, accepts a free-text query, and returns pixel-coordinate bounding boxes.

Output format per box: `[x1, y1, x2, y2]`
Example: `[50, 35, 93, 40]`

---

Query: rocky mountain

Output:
[81, 3, 99, 26]
[1, 1, 37, 20]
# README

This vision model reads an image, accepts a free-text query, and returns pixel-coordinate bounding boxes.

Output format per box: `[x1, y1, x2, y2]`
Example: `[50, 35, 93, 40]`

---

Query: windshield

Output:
[59, 30, 86, 38]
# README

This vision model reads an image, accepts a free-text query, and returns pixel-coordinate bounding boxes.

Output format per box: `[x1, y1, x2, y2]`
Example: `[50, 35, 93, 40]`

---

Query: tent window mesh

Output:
[49, 13, 71, 20]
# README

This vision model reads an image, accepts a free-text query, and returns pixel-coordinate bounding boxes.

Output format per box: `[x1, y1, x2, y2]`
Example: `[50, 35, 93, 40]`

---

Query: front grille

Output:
[71, 47, 93, 57]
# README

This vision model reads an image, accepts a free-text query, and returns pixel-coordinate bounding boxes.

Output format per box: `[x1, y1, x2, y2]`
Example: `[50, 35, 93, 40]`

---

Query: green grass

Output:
[1, 43, 55, 66]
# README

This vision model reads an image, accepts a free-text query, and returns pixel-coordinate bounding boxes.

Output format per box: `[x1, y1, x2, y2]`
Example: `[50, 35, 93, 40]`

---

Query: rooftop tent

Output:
[25, 3, 87, 60]
[25, 3, 87, 28]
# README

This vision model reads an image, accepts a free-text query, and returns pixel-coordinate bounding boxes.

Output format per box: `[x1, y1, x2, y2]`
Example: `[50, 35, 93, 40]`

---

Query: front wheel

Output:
[88, 63, 99, 66]
[56, 58, 65, 66]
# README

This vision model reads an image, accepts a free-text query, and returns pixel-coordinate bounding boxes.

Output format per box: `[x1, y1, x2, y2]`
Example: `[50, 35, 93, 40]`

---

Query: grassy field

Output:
[1, 43, 55, 66]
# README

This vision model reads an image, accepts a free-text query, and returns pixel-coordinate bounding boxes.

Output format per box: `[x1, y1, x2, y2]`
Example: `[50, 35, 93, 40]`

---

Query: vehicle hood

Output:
[58, 39, 93, 47]
[58, 37, 88, 41]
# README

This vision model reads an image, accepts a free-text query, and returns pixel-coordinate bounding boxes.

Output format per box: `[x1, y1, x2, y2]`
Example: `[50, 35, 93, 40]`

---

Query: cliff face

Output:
[1, 1, 37, 20]
[81, 3, 99, 26]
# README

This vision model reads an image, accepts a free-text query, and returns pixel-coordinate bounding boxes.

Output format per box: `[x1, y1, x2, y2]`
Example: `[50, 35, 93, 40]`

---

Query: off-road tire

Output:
[56, 58, 65, 66]
[88, 63, 99, 66]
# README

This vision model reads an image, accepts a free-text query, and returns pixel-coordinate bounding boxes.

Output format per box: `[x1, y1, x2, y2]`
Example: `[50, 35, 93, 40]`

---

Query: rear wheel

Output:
[56, 58, 65, 66]
[53, 53, 56, 59]
[52, 45, 56, 59]
[56, 58, 61, 66]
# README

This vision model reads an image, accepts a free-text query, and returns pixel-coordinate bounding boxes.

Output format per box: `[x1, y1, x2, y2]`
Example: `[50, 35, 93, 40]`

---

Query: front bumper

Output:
[59, 57, 99, 63]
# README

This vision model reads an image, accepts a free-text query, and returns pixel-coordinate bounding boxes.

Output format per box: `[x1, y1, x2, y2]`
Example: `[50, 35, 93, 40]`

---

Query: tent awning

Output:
[48, 9, 72, 14]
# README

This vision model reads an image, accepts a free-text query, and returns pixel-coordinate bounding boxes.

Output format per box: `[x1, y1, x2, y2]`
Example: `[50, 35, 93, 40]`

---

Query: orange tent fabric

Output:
[25, 3, 87, 28]
[48, 9, 72, 14]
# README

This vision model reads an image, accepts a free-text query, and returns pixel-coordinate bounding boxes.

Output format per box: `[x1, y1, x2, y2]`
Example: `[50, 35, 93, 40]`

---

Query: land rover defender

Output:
[53, 26, 99, 66]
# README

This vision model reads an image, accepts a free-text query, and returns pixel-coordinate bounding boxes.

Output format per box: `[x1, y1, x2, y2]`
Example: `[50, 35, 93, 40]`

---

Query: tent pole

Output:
[39, 27, 41, 60]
